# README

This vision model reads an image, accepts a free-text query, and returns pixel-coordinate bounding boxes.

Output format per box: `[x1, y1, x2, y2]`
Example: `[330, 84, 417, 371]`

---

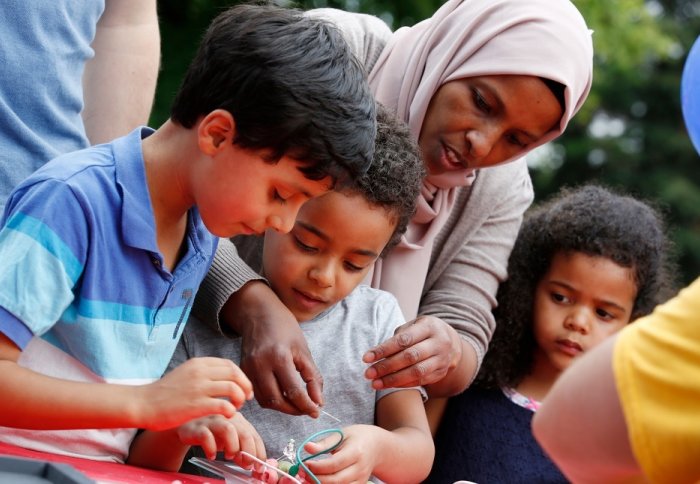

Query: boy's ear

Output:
[197, 109, 237, 155]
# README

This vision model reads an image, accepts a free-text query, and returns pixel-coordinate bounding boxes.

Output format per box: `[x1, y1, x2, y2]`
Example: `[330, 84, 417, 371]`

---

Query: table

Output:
[0, 441, 225, 484]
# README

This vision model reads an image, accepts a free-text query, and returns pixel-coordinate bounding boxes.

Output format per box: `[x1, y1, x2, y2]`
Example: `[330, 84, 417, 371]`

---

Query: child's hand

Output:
[137, 357, 253, 430]
[302, 425, 379, 483]
[177, 413, 266, 464]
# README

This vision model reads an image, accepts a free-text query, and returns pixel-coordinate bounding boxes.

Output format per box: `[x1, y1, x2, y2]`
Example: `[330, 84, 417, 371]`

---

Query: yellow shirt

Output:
[614, 277, 700, 484]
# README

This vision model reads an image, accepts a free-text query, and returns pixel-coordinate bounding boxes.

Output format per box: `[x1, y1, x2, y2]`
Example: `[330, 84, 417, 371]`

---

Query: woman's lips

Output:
[441, 142, 468, 170]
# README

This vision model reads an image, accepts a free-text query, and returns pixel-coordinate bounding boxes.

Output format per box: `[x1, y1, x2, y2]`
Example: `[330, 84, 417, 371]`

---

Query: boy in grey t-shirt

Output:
[169, 106, 435, 482]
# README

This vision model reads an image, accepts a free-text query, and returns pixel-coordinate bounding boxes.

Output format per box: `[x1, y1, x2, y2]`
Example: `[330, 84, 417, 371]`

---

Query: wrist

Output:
[221, 280, 271, 336]
[124, 384, 150, 429]
[448, 325, 463, 372]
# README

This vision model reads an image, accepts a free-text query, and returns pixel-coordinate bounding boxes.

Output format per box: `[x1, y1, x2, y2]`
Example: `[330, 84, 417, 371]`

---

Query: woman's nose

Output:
[466, 127, 498, 160]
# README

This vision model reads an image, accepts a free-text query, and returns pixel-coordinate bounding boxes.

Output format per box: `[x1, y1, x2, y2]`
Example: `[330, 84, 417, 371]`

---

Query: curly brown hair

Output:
[474, 184, 677, 389]
[339, 103, 426, 256]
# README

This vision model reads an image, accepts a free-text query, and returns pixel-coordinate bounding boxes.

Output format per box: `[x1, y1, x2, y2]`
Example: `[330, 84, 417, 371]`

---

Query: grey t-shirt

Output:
[169, 285, 425, 459]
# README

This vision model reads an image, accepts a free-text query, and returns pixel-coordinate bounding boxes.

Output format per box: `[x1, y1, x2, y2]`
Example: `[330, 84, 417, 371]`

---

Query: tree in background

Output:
[153, 0, 700, 283]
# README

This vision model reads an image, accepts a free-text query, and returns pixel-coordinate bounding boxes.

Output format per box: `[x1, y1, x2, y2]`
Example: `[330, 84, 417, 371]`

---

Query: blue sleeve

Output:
[0, 179, 88, 337]
[0, 306, 33, 349]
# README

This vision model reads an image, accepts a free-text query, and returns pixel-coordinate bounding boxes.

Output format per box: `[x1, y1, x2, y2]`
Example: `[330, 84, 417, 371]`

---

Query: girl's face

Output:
[418, 74, 562, 175]
[531, 251, 638, 374]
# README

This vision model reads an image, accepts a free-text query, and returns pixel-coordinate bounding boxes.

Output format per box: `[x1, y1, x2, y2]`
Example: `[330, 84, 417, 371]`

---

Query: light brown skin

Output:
[225, 74, 564, 417]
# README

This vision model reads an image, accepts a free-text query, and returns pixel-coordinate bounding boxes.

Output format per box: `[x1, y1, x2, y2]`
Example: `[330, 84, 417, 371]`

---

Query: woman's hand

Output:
[362, 315, 468, 394]
[225, 281, 323, 417]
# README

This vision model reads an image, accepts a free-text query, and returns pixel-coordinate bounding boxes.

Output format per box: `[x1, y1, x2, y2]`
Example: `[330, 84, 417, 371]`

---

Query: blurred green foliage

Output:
[153, 0, 700, 285]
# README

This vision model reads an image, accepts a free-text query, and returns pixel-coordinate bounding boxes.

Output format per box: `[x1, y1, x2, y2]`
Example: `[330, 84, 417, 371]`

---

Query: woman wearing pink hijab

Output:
[193, 0, 594, 417]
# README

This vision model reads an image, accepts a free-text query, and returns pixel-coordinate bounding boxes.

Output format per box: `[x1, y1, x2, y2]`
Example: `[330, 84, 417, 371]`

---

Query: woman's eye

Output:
[472, 89, 491, 113]
[506, 133, 527, 148]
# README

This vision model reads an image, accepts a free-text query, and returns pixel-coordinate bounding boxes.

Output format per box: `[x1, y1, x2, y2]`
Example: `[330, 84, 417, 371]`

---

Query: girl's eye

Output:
[596, 308, 614, 321]
[294, 236, 316, 253]
[551, 292, 570, 304]
[472, 88, 491, 113]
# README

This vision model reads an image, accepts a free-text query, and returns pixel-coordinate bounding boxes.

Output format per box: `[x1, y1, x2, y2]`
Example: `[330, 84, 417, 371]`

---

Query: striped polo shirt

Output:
[0, 127, 217, 461]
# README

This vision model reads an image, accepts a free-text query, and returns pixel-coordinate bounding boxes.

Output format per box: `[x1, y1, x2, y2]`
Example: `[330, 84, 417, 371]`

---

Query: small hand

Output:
[177, 413, 265, 463]
[363, 315, 462, 389]
[139, 357, 253, 430]
[303, 425, 378, 483]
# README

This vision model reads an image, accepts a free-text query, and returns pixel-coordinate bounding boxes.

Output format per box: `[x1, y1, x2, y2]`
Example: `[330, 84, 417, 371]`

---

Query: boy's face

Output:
[531, 251, 637, 374]
[262, 191, 396, 322]
[194, 146, 332, 238]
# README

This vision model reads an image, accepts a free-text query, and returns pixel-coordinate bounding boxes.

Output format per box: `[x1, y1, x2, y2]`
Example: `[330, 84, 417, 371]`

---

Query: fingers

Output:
[177, 357, 254, 406]
[229, 415, 266, 462]
[251, 362, 303, 416]
[362, 320, 424, 364]
[196, 357, 254, 400]
[250, 361, 321, 418]
[181, 425, 218, 460]
[362, 317, 456, 389]
[371, 353, 448, 389]
[276, 366, 320, 418]
[182, 415, 267, 465]
[304, 449, 365, 484]
[295, 353, 325, 408]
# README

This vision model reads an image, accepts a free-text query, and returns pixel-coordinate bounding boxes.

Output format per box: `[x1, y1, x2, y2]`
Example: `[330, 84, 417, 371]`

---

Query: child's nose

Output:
[265, 215, 290, 233]
[309, 263, 333, 288]
[266, 204, 302, 234]
[564, 307, 592, 334]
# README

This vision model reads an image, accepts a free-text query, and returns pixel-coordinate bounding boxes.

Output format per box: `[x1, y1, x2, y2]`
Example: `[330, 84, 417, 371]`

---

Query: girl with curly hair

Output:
[426, 184, 676, 483]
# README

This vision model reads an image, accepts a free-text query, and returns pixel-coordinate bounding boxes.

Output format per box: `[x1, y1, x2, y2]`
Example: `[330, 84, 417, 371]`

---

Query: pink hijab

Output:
[365, 0, 594, 319]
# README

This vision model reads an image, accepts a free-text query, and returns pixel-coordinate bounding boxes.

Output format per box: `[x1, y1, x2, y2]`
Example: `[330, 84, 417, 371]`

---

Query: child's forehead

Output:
[298, 191, 397, 241]
[307, 190, 396, 221]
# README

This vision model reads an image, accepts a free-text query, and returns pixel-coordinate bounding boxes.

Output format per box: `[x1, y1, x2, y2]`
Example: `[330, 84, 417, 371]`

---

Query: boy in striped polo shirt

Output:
[0, 4, 375, 467]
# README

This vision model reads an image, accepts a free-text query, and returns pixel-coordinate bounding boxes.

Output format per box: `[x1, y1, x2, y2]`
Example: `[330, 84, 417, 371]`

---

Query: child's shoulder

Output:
[344, 284, 401, 313]
[25, 128, 146, 188]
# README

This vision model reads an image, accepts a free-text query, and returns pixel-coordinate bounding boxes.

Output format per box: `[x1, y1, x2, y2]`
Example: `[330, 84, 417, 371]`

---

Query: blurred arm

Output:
[82, 0, 160, 143]
[532, 335, 643, 483]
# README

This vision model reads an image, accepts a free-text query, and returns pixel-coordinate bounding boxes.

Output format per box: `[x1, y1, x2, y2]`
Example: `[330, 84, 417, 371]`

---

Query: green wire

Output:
[288, 428, 344, 484]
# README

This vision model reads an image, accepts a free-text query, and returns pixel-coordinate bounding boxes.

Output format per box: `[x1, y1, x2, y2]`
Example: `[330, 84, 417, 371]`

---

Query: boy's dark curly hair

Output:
[170, 3, 376, 184]
[339, 104, 425, 256]
[474, 184, 676, 390]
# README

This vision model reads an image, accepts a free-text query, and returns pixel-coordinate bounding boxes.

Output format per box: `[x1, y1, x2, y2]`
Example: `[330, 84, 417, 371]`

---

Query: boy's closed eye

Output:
[273, 189, 286, 203]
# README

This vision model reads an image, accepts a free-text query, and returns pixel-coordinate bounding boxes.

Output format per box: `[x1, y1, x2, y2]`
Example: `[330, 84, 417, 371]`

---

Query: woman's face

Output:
[418, 75, 563, 175]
